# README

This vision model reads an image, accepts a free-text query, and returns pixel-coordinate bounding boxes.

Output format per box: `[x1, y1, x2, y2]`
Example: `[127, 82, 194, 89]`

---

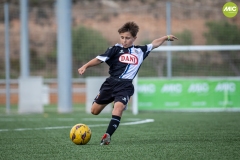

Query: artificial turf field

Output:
[0, 105, 240, 160]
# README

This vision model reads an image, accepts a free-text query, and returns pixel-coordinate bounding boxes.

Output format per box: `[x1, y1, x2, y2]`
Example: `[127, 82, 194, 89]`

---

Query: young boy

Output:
[78, 21, 178, 145]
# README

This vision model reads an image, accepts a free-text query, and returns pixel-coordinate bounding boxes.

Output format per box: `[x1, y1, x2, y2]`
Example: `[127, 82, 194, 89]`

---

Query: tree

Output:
[204, 21, 240, 45]
[72, 26, 109, 77]
[204, 21, 240, 76]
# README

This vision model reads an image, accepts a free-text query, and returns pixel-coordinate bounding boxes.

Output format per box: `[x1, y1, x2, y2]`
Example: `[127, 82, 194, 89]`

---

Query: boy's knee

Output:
[91, 103, 107, 115]
[91, 108, 99, 115]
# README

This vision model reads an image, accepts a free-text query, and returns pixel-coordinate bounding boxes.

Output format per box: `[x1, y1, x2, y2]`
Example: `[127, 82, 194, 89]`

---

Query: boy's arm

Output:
[78, 58, 102, 75]
[151, 35, 178, 50]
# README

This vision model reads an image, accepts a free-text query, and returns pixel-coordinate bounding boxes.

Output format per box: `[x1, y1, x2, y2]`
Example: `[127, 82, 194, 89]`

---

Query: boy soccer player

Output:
[78, 21, 178, 145]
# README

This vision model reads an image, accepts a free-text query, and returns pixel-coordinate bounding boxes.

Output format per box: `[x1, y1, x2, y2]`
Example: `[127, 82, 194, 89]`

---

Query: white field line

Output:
[120, 119, 154, 125]
[0, 119, 154, 132]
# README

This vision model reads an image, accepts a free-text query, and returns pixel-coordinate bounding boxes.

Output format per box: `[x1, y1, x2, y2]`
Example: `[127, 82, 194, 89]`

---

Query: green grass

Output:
[0, 105, 240, 160]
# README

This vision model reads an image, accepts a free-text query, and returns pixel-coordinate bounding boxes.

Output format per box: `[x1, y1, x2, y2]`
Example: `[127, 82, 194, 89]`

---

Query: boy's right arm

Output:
[78, 58, 102, 75]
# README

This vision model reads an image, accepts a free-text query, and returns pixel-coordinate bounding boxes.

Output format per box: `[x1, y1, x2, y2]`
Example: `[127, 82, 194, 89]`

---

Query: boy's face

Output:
[119, 32, 136, 48]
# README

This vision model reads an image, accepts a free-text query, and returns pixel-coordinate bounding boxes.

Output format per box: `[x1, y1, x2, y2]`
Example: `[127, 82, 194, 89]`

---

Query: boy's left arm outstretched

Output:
[151, 35, 178, 50]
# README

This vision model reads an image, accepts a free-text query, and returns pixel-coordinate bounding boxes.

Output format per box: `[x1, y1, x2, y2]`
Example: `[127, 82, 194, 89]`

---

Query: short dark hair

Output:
[118, 21, 139, 37]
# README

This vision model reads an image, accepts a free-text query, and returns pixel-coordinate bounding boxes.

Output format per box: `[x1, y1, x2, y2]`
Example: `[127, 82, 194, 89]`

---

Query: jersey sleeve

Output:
[147, 44, 153, 52]
[139, 44, 153, 59]
[96, 46, 116, 62]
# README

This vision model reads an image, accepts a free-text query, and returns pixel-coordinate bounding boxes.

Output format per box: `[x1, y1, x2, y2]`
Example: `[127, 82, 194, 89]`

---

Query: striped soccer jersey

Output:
[96, 43, 153, 80]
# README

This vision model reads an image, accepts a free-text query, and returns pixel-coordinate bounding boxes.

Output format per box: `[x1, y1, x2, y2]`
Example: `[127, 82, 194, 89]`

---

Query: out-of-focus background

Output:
[0, 0, 240, 113]
[1, 1, 240, 159]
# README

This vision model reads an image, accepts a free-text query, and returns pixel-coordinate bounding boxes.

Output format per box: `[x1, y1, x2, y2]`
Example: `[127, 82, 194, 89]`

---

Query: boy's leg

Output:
[106, 101, 125, 135]
[91, 102, 108, 115]
[112, 101, 125, 117]
[100, 101, 125, 145]
[92, 77, 113, 115]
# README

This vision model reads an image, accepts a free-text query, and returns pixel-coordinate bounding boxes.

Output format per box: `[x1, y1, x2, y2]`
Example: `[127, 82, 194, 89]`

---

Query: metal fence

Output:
[1, 1, 240, 79]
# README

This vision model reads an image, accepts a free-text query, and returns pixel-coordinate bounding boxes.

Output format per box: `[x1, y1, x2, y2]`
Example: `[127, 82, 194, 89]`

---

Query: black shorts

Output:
[94, 77, 134, 105]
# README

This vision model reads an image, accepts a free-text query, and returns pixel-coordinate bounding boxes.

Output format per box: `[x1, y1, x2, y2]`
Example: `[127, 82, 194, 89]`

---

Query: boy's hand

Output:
[167, 35, 178, 41]
[78, 66, 86, 75]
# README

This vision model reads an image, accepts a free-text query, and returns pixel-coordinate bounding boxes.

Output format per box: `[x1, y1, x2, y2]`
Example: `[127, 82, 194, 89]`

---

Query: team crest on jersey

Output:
[119, 50, 124, 54]
[119, 54, 138, 65]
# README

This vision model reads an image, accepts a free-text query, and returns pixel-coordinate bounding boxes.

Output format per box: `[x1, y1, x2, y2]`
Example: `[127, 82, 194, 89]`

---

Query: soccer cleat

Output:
[100, 133, 111, 145]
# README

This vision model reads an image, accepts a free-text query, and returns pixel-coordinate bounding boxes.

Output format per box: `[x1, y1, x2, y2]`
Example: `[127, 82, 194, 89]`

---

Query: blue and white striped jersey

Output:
[96, 43, 153, 80]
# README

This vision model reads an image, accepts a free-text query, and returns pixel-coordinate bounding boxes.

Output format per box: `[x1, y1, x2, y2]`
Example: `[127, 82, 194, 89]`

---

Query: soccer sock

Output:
[106, 115, 121, 136]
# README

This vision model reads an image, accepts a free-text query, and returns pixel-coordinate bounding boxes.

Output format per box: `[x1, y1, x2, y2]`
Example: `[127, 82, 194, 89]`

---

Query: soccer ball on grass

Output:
[70, 123, 92, 145]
